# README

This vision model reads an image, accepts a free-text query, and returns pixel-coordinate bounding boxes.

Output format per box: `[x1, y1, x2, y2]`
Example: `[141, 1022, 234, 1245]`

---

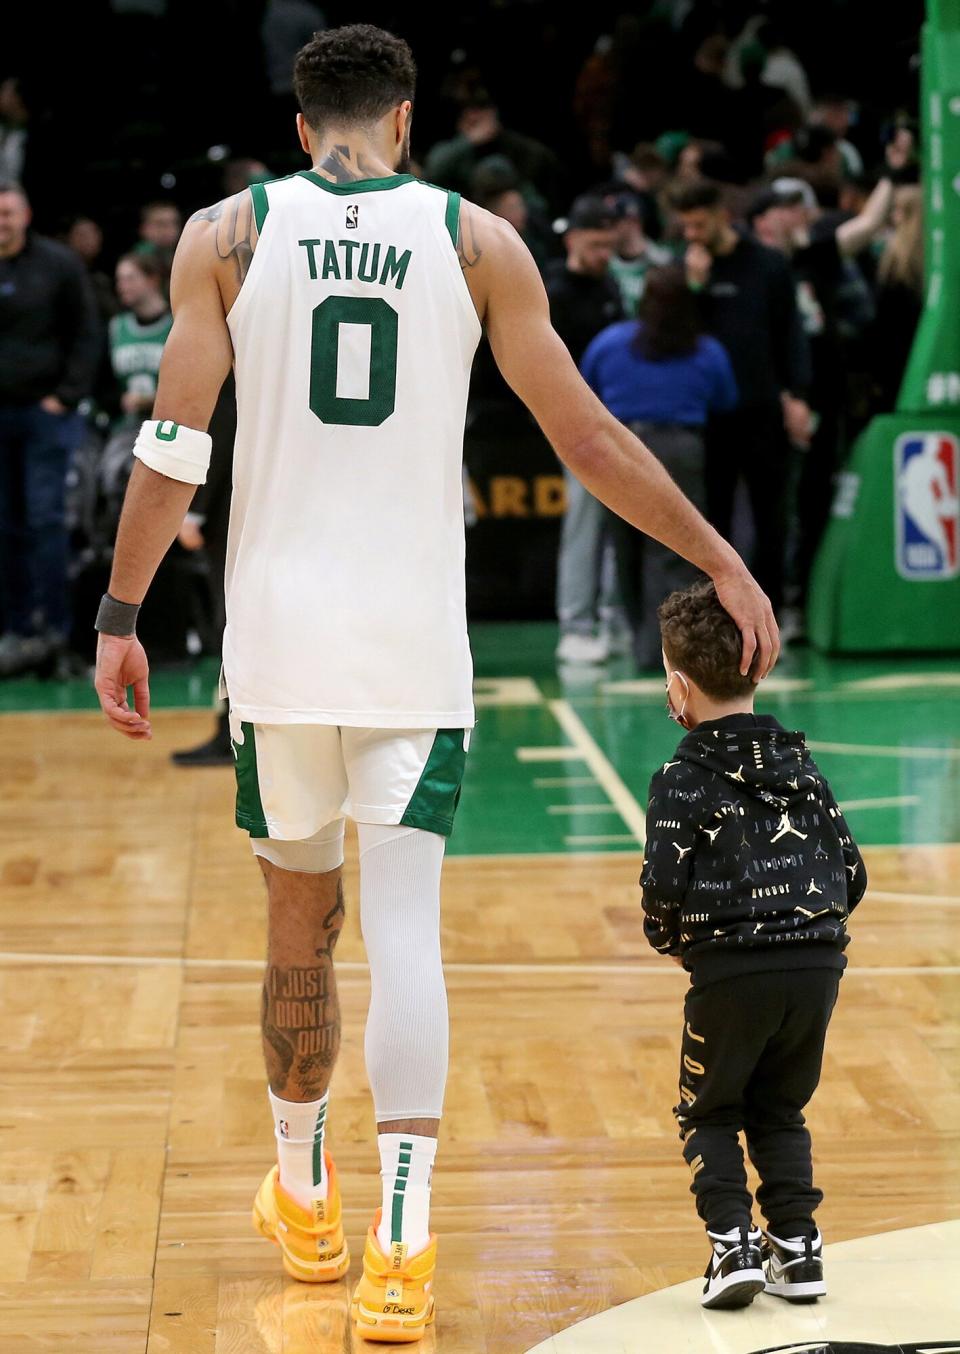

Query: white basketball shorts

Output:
[230, 715, 471, 840]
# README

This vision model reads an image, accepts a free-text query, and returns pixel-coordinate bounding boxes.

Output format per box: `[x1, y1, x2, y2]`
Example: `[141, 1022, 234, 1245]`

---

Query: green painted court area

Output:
[3, 622, 959, 853]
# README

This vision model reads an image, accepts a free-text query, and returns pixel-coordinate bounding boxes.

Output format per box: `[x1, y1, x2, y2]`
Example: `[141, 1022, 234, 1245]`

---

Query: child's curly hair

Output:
[658, 579, 756, 699]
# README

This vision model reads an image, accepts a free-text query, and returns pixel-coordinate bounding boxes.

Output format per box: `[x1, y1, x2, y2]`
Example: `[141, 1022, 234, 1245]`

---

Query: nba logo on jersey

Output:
[346, 203, 359, 229]
[894, 432, 960, 579]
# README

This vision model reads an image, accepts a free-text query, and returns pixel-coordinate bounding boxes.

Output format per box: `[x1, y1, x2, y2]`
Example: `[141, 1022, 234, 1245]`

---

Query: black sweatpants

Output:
[675, 968, 840, 1237]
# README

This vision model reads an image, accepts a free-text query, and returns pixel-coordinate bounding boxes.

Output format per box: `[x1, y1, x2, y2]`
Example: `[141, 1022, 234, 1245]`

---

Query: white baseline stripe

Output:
[808, 740, 960, 759]
[517, 746, 587, 763]
[0, 951, 957, 977]
[868, 889, 960, 907]
[547, 803, 620, 815]
[548, 699, 647, 845]
[841, 795, 921, 811]
[533, 777, 598, 788]
[565, 834, 638, 847]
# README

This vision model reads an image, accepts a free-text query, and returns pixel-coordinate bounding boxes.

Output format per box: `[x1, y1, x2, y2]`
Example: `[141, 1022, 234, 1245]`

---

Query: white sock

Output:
[376, 1133, 436, 1256]
[268, 1089, 329, 1210]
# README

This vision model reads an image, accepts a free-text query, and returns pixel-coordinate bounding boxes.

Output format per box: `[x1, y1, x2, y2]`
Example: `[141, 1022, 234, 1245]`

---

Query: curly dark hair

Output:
[667, 178, 724, 214]
[658, 580, 756, 699]
[634, 265, 702, 360]
[293, 24, 417, 133]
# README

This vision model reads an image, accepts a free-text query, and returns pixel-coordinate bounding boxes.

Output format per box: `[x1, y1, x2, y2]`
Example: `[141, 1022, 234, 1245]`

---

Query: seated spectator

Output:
[594, 184, 671, 316]
[134, 200, 182, 272]
[425, 95, 565, 212]
[61, 214, 119, 326]
[810, 94, 865, 177]
[581, 266, 738, 667]
[469, 155, 554, 269]
[109, 253, 172, 426]
[222, 157, 272, 196]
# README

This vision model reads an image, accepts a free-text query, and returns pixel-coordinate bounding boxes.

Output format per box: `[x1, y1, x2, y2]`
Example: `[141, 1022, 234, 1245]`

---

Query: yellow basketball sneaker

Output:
[252, 1153, 350, 1283]
[351, 1209, 437, 1343]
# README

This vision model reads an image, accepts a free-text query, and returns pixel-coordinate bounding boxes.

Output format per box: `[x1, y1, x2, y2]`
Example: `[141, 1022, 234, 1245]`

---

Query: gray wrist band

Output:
[95, 593, 140, 636]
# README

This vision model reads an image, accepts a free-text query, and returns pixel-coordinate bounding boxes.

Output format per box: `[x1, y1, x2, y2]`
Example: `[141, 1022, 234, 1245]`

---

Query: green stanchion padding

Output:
[808, 415, 960, 651]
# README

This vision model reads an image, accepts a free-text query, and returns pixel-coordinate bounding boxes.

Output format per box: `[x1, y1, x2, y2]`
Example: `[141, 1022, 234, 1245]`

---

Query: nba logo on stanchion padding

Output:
[894, 432, 960, 579]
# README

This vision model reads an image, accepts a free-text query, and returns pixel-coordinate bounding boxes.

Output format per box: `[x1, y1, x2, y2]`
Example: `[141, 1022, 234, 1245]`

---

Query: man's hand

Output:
[40, 395, 68, 416]
[685, 243, 712, 288]
[782, 392, 813, 448]
[712, 559, 780, 680]
[885, 126, 915, 174]
[178, 518, 205, 551]
[95, 633, 152, 739]
[121, 390, 150, 416]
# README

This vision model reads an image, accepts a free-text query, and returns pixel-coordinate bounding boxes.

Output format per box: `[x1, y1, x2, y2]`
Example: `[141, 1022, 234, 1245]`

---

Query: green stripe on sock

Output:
[391, 1144, 415, 1244]
[312, 1105, 327, 1189]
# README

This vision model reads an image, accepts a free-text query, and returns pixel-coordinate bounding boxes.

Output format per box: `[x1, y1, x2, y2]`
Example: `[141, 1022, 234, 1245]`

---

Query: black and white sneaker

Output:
[701, 1226, 765, 1309]
[763, 1230, 827, 1302]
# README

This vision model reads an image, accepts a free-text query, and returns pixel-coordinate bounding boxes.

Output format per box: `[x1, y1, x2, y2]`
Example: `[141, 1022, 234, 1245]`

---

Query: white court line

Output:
[841, 795, 921, 811]
[842, 672, 960, 691]
[602, 676, 813, 696]
[564, 834, 638, 846]
[0, 951, 957, 977]
[807, 739, 960, 759]
[868, 889, 960, 906]
[548, 699, 647, 846]
[516, 746, 587, 763]
[533, 777, 598, 789]
[547, 803, 620, 815]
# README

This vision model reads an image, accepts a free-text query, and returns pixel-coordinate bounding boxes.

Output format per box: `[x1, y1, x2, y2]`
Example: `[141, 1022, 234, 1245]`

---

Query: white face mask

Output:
[664, 666, 691, 727]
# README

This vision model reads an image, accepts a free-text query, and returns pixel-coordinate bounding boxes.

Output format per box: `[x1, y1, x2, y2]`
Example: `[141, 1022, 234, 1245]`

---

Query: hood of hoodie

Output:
[675, 714, 813, 811]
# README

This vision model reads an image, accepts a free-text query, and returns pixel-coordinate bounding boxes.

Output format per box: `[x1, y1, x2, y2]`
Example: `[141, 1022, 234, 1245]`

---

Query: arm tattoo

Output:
[313, 143, 380, 184]
[457, 202, 483, 272]
[188, 193, 256, 284]
[187, 201, 224, 224]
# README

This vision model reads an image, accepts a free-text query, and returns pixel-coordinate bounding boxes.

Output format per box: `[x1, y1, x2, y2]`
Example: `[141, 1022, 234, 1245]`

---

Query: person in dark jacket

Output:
[671, 180, 812, 615]
[0, 181, 101, 675]
[641, 580, 865, 1311]
[546, 195, 624, 664]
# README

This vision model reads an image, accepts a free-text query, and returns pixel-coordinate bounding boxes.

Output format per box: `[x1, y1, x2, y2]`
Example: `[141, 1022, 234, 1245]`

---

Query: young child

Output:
[641, 580, 866, 1311]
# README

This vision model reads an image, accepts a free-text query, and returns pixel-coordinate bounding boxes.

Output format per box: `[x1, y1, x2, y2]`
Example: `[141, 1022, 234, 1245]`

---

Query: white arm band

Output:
[133, 419, 212, 486]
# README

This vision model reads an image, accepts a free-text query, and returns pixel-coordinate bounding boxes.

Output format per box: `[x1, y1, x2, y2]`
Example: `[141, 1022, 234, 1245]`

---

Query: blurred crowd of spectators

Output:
[0, 4, 924, 682]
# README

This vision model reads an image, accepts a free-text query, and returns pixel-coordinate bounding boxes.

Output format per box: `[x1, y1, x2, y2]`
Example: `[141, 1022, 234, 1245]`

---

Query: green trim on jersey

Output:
[233, 722, 269, 836]
[400, 729, 469, 837]
[297, 171, 417, 195]
[250, 181, 269, 233]
[443, 191, 461, 250]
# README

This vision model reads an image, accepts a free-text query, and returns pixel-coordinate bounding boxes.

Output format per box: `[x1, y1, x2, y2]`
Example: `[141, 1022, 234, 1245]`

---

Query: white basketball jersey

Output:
[223, 172, 482, 727]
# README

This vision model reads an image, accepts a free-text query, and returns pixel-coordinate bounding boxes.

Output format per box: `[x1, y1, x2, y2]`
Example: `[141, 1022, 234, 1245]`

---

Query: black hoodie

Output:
[640, 714, 866, 987]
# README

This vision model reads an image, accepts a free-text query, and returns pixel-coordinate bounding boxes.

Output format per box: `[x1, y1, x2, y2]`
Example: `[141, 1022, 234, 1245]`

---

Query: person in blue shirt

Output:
[581, 265, 738, 667]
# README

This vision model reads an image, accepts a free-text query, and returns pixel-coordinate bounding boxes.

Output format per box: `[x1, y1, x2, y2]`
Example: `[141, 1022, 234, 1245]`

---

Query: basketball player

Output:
[94, 24, 778, 1343]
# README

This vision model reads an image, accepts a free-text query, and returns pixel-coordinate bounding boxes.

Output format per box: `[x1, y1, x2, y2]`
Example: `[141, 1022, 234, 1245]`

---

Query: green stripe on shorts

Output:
[400, 729, 468, 837]
[233, 721, 269, 836]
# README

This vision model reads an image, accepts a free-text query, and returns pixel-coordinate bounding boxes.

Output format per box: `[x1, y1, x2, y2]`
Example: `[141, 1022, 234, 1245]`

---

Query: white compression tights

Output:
[358, 823, 448, 1122]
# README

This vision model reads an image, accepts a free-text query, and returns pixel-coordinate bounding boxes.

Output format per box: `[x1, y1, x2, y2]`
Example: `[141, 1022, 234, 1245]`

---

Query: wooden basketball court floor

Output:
[0, 627, 958, 1353]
